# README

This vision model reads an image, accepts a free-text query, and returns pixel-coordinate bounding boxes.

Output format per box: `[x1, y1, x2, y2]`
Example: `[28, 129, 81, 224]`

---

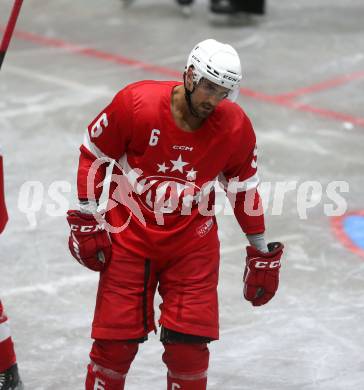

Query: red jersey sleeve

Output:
[77, 88, 133, 200]
[82, 88, 133, 160]
[221, 114, 265, 235]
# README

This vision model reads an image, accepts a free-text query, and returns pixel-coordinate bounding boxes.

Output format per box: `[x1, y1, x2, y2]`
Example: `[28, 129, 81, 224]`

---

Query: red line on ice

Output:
[2, 27, 364, 128]
[274, 71, 364, 100]
[6, 29, 181, 78]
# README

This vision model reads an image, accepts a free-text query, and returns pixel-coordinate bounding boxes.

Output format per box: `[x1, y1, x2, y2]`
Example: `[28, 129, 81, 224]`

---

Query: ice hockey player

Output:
[67, 38, 284, 389]
[0, 152, 24, 390]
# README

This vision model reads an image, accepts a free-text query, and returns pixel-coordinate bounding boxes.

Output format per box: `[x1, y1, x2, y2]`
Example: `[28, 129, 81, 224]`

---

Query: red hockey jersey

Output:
[78, 81, 264, 257]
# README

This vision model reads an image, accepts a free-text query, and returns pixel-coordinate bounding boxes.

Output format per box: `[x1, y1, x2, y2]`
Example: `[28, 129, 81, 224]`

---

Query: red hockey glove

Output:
[67, 210, 111, 271]
[243, 242, 284, 306]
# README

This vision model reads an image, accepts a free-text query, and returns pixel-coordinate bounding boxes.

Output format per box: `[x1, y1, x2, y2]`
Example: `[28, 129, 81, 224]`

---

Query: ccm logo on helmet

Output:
[223, 74, 238, 82]
[255, 260, 281, 269]
[70, 225, 104, 233]
[191, 54, 200, 63]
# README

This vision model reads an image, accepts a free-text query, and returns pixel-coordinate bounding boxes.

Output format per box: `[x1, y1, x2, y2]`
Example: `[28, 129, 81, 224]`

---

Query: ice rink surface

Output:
[0, 0, 364, 388]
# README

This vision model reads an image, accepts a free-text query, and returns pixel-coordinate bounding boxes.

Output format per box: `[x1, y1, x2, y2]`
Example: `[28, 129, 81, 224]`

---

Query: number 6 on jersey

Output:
[91, 113, 108, 138]
[149, 128, 160, 146]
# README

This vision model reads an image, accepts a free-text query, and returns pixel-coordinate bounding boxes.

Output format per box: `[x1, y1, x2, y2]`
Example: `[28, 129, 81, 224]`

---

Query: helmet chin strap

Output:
[183, 72, 201, 118]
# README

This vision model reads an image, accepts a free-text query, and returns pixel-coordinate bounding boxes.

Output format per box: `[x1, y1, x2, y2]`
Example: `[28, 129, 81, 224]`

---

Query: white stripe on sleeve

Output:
[82, 131, 107, 159]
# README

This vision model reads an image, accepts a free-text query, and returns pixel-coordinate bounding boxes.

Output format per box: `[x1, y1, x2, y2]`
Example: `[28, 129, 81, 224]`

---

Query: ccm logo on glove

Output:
[69, 224, 104, 233]
[243, 242, 284, 306]
[254, 260, 281, 269]
[66, 210, 112, 271]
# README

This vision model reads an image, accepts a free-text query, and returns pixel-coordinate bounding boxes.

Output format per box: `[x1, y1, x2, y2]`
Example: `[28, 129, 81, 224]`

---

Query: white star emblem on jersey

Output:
[157, 162, 169, 173]
[186, 168, 197, 181]
[170, 154, 189, 173]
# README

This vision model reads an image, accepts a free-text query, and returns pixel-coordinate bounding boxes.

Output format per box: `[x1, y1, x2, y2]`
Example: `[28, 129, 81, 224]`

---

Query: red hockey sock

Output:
[85, 339, 139, 389]
[163, 343, 209, 390]
[0, 302, 17, 372]
[0, 337, 16, 372]
[85, 362, 126, 390]
[167, 372, 207, 390]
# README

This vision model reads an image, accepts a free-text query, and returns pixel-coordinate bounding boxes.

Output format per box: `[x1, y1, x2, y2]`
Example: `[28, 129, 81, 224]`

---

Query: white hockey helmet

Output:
[186, 39, 242, 102]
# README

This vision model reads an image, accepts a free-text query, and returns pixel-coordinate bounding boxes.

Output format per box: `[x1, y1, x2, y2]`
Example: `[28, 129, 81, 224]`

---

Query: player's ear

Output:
[185, 65, 195, 92]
